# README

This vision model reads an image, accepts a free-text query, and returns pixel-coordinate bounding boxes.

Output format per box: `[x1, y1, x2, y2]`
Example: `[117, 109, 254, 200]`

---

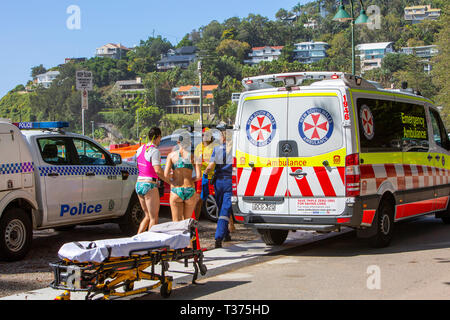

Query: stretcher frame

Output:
[49, 226, 207, 300]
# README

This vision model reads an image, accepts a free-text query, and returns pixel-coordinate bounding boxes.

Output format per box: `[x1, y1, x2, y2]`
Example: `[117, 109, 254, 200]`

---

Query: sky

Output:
[0, 0, 311, 98]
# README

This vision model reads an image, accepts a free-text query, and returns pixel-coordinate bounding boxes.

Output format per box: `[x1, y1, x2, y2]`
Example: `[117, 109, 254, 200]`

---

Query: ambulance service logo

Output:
[360, 105, 374, 140]
[246, 110, 277, 147]
[298, 108, 334, 145]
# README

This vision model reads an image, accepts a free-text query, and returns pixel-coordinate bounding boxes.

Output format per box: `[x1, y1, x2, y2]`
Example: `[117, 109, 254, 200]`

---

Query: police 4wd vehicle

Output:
[0, 121, 142, 261]
[232, 72, 450, 248]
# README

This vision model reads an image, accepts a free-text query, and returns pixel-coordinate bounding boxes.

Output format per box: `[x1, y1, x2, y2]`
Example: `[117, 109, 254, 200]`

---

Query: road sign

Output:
[76, 70, 93, 91]
[81, 89, 88, 110]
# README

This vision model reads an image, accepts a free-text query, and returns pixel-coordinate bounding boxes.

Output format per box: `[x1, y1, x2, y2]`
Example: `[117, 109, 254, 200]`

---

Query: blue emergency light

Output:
[13, 121, 69, 130]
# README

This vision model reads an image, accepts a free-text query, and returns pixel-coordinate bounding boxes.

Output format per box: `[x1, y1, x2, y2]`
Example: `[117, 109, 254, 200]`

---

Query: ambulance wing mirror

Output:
[111, 153, 122, 165]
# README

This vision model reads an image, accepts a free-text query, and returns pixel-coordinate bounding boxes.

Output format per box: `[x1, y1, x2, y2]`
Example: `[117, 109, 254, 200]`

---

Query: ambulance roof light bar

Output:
[12, 121, 69, 131]
[242, 72, 378, 91]
[242, 72, 345, 91]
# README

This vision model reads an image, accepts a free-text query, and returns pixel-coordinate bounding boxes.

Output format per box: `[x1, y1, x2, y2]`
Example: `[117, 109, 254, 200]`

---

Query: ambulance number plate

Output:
[252, 203, 276, 211]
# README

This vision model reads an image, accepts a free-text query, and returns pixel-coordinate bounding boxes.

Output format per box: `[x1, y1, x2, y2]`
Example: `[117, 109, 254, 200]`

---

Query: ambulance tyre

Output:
[258, 229, 289, 246]
[368, 200, 395, 248]
[0, 208, 33, 261]
[119, 194, 144, 236]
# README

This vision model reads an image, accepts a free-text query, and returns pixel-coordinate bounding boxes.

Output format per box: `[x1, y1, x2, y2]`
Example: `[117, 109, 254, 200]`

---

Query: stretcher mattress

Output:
[58, 219, 194, 263]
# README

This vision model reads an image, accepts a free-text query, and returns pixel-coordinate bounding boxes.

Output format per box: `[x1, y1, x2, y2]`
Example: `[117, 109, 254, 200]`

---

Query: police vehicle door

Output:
[286, 91, 346, 216]
[235, 91, 289, 215]
[73, 138, 123, 218]
[37, 137, 83, 224]
[428, 107, 450, 211]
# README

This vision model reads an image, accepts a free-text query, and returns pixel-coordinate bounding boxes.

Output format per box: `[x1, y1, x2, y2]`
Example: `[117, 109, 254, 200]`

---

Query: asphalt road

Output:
[142, 215, 450, 300]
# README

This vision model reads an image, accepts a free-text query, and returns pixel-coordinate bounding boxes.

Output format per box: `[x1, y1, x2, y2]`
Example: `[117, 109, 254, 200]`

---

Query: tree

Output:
[31, 64, 47, 78]
[216, 39, 251, 62]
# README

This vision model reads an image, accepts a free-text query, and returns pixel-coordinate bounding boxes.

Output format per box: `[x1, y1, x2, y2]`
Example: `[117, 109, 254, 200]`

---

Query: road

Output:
[142, 215, 450, 300]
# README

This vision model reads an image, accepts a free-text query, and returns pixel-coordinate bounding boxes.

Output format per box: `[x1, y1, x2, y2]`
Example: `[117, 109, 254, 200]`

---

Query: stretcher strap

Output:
[191, 209, 201, 250]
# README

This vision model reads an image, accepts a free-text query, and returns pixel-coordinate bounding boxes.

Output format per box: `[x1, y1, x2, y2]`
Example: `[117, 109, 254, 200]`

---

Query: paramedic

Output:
[193, 128, 217, 220]
[135, 127, 168, 233]
[165, 132, 201, 222]
[204, 128, 233, 248]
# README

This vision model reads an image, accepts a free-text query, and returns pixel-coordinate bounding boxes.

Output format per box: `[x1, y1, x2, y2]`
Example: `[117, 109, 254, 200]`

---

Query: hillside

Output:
[0, 0, 448, 143]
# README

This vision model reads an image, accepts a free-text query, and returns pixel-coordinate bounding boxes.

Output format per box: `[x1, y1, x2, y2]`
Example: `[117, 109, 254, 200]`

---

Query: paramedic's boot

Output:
[215, 238, 222, 248]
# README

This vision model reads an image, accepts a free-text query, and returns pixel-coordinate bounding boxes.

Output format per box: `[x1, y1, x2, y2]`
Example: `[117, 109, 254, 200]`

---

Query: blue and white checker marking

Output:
[38, 166, 138, 177]
[0, 162, 34, 175]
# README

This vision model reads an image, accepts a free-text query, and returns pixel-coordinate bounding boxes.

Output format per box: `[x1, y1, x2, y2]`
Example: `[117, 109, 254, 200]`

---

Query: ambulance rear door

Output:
[286, 89, 347, 216]
[235, 90, 289, 215]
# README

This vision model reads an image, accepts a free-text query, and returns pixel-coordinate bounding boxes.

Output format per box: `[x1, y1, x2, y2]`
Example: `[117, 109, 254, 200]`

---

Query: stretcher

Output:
[49, 219, 207, 300]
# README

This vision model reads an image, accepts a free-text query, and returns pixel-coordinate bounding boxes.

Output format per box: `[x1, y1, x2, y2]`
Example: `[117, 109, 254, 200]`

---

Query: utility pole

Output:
[198, 60, 203, 129]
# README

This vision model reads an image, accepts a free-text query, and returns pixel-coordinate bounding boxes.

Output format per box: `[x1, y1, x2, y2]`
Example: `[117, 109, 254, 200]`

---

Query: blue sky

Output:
[0, 0, 310, 97]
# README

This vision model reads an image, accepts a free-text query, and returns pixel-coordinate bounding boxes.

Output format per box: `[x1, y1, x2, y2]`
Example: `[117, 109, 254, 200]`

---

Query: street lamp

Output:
[333, 0, 369, 75]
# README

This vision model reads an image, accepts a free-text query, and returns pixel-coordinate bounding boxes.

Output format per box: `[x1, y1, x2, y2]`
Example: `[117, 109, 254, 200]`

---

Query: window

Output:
[38, 138, 72, 165]
[357, 98, 429, 153]
[429, 108, 450, 150]
[73, 138, 112, 165]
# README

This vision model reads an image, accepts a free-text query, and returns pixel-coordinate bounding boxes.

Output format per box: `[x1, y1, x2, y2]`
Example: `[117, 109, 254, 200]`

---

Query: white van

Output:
[231, 72, 450, 247]
[0, 121, 142, 261]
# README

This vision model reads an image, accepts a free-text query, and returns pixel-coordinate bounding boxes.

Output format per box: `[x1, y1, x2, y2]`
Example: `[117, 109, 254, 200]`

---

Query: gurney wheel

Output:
[123, 280, 134, 292]
[160, 281, 172, 298]
[199, 263, 208, 276]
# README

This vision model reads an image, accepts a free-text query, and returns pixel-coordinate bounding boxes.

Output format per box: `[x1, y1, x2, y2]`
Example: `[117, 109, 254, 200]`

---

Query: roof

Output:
[157, 54, 196, 64]
[98, 43, 130, 50]
[176, 85, 218, 92]
[356, 42, 393, 51]
[252, 46, 284, 51]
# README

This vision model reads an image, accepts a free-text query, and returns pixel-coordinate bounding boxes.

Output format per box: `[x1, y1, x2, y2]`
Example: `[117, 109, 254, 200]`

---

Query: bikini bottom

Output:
[171, 187, 196, 201]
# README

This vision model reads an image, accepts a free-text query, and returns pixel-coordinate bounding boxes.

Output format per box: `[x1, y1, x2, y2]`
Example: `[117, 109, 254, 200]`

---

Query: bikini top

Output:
[172, 151, 194, 170]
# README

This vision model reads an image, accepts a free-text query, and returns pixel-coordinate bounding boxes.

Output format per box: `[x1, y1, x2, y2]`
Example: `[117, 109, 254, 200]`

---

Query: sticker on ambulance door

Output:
[360, 105, 374, 140]
[298, 108, 334, 146]
[246, 110, 277, 147]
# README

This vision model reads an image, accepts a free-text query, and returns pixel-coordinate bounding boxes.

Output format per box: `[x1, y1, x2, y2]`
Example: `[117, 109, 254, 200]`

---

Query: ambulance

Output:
[231, 72, 450, 247]
[0, 121, 141, 261]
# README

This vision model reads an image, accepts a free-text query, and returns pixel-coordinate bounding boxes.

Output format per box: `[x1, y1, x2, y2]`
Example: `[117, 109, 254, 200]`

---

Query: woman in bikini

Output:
[164, 132, 201, 222]
[135, 127, 168, 233]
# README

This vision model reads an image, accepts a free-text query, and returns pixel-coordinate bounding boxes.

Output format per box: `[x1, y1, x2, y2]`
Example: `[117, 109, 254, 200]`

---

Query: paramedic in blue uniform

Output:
[203, 127, 233, 248]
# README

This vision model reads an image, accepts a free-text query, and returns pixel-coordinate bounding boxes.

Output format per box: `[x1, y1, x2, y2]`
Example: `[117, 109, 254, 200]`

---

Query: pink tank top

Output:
[137, 144, 158, 179]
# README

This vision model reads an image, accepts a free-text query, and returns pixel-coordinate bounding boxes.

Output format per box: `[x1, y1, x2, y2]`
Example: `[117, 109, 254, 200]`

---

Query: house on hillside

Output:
[356, 42, 394, 73]
[156, 46, 197, 71]
[114, 77, 145, 100]
[400, 45, 438, 73]
[33, 70, 60, 88]
[95, 43, 130, 59]
[293, 41, 329, 64]
[404, 5, 441, 24]
[244, 46, 284, 65]
[167, 84, 218, 114]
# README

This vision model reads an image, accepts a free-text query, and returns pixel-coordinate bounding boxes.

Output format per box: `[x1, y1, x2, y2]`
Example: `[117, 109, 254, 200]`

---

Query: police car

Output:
[232, 72, 450, 247]
[0, 121, 142, 261]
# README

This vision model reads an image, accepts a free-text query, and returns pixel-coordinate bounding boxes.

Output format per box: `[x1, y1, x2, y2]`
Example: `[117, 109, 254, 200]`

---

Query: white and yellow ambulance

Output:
[231, 72, 450, 247]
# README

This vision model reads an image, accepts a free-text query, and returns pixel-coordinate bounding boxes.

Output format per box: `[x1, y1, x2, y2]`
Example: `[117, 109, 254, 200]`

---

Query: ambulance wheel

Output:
[119, 194, 144, 236]
[0, 208, 32, 261]
[258, 229, 288, 246]
[442, 216, 450, 224]
[160, 281, 172, 298]
[368, 200, 394, 248]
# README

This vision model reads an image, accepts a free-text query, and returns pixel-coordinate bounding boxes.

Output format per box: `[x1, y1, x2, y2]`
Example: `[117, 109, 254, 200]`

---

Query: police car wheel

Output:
[202, 195, 218, 222]
[119, 195, 144, 236]
[0, 208, 32, 261]
[368, 200, 394, 248]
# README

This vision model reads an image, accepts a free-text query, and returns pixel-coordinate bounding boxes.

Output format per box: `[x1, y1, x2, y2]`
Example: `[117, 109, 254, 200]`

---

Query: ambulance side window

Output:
[37, 138, 72, 165]
[398, 102, 429, 152]
[429, 109, 450, 150]
[73, 138, 113, 166]
[357, 98, 402, 153]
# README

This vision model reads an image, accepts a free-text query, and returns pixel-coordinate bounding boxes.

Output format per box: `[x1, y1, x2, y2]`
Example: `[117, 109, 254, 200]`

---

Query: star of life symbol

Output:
[246, 110, 276, 147]
[298, 108, 334, 145]
[360, 105, 374, 140]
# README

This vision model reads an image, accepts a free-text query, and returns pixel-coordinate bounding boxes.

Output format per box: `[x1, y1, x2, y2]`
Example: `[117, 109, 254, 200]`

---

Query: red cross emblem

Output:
[360, 105, 374, 139]
[303, 113, 329, 140]
[250, 116, 272, 141]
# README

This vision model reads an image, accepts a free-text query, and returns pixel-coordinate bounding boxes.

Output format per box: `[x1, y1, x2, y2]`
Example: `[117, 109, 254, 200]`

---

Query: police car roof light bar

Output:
[242, 72, 345, 90]
[13, 121, 69, 130]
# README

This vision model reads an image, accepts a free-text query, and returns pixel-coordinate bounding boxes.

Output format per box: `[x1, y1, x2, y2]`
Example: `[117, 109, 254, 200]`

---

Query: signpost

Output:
[76, 70, 93, 135]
